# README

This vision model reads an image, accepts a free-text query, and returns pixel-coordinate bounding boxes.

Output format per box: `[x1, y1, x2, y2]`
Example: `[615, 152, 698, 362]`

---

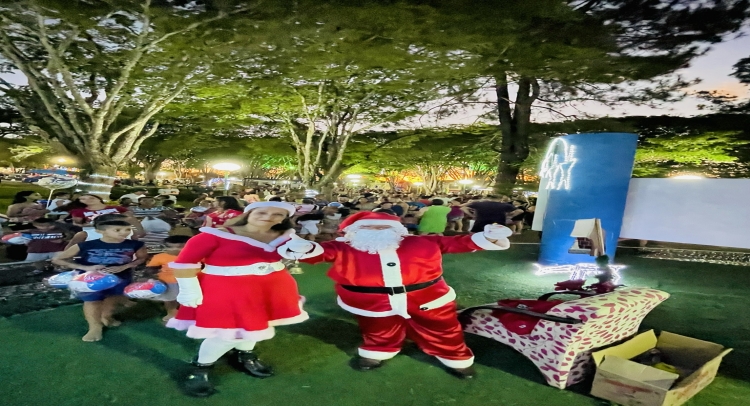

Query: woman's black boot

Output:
[184, 360, 216, 397]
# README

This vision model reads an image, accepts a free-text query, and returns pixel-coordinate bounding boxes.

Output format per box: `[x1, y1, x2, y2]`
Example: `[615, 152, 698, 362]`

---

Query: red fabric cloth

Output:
[174, 271, 303, 332]
[491, 299, 564, 335]
[302, 235, 484, 316]
[69, 206, 128, 224]
[171, 228, 305, 335]
[356, 298, 473, 361]
[204, 209, 242, 227]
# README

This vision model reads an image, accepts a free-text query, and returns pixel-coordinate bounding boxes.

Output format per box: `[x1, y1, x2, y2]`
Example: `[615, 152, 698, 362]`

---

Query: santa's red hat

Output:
[338, 211, 404, 232]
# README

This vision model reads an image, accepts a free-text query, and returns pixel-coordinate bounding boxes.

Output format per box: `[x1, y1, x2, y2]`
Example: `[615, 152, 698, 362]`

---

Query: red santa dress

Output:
[294, 231, 506, 368]
[167, 227, 308, 341]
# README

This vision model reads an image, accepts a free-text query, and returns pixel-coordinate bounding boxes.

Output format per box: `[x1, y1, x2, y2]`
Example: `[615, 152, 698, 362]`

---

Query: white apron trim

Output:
[201, 262, 285, 276]
[419, 287, 456, 311]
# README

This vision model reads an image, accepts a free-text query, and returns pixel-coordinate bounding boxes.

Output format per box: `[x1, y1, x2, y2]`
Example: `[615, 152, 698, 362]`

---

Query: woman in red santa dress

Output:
[278, 211, 512, 379]
[168, 201, 308, 397]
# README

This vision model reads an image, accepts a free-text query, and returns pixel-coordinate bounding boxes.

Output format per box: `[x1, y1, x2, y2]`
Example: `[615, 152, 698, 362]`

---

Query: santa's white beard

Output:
[344, 228, 406, 254]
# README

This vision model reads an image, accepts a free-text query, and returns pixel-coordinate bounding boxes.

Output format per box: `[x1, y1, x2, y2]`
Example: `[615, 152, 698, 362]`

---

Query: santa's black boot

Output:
[183, 360, 216, 397]
[233, 350, 274, 378]
[350, 356, 384, 371]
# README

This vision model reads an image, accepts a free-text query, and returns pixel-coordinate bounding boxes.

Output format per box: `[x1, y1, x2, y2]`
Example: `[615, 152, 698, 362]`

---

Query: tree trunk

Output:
[144, 159, 165, 182]
[494, 74, 539, 194]
[78, 160, 118, 199]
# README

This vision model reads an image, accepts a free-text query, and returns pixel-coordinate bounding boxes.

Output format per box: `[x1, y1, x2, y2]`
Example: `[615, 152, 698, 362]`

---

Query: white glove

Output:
[285, 238, 314, 253]
[483, 224, 513, 240]
[176, 277, 203, 308]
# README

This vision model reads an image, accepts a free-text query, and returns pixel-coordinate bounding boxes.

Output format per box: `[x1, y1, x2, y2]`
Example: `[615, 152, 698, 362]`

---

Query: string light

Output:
[539, 138, 577, 191]
[533, 263, 625, 284]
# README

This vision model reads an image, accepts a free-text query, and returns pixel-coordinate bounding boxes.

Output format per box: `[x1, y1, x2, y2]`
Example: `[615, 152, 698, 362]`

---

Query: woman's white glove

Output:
[483, 224, 513, 240]
[285, 238, 314, 253]
[176, 277, 203, 308]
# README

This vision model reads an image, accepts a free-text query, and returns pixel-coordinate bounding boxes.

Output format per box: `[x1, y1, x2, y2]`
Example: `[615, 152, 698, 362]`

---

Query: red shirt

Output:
[69, 206, 129, 224]
[204, 209, 242, 227]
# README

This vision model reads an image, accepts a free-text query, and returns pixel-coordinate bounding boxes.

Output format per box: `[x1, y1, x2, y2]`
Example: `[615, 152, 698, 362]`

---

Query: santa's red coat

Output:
[300, 233, 506, 318]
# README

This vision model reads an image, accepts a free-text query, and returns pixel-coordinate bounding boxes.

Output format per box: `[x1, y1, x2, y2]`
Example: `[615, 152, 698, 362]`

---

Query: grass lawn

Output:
[0, 246, 748, 406]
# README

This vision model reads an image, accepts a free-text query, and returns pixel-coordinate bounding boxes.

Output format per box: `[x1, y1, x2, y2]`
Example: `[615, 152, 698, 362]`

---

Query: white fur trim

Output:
[199, 227, 295, 252]
[471, 232, 510, 250]
[168, 262, 202, 269]
[268, 310, 310, 326]
[277, 240, 324, 260]
[336, 296, 398, 317]
[418, 287, 456, 311]
[436, 356, 474, 369]
[244, 201, 296, 215]
[358, 348, 400, 361]
[378, 249, 410, 319]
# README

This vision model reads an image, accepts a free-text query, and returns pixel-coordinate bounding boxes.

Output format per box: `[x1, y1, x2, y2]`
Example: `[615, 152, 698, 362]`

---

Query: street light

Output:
[213, 163, 241, 192]
[458, 179, 474, 193]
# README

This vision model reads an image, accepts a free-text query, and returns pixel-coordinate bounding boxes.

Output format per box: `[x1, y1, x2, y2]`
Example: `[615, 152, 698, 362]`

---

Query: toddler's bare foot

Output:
[82, 328, 103, 342]
[101, 317, 122, 327]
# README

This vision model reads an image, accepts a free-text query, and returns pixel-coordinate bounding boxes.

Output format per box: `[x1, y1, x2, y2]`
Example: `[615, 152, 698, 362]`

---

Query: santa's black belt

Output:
[340, 277, 442, 295]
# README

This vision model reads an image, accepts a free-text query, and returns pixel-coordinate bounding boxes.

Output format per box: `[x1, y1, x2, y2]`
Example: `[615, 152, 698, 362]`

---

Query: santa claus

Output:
[278, 211, 512, 378]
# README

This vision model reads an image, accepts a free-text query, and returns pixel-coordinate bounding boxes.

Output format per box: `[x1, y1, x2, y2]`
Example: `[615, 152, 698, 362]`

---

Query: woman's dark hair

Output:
[12, 191, 37, 204]
[302, 198, 315, 205]
[431, 199, 445, 206]
[52, 191, 71, 198]
[231, 210, 294, 231]
[216, 196, 243, 211]
[78, 194, 105, 204]
[94, 220, 131, 230]
[372, 208, 397, 216]
[162, 200, 175, 207]
[269, 196, 282, 202]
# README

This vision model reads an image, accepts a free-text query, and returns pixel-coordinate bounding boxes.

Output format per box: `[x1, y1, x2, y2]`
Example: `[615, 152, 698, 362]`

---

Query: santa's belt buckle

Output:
[387, 286, 407, 295]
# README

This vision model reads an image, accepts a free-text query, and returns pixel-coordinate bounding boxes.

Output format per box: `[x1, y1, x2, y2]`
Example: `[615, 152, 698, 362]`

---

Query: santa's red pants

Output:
[355, 302, 474, 369]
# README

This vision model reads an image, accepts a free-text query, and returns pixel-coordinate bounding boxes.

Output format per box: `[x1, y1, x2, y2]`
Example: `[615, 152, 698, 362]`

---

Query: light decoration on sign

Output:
[533, 263, 625, 284]
[539, 138, 577, 190]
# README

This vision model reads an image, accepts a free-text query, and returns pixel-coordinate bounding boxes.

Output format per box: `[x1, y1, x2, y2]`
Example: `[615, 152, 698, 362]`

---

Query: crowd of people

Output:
[1, 183, 526, 397]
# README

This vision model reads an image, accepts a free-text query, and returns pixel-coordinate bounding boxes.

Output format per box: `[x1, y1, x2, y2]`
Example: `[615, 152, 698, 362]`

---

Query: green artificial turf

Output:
[1, 246, 748, 406]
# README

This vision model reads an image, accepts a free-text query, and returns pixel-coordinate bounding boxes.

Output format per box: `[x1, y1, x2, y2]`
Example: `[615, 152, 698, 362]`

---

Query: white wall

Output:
[619, 179, 750, 249]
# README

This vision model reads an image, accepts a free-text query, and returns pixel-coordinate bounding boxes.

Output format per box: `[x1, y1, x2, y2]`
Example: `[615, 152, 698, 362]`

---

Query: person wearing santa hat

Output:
[278, 211, 512, 379]
[168, 201, 309, 397]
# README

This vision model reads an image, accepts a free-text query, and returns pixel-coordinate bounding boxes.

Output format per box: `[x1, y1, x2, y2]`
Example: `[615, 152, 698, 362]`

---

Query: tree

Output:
[357, 127, 498, 194]
[0, 0, 253, 184]
[412, 0, 750, 190]
[173, 1, 474, 193]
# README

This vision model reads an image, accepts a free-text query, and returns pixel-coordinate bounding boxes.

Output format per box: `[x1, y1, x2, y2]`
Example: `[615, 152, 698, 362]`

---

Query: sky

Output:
[426, 30, 750, 126]
[3, 27, 749, 128]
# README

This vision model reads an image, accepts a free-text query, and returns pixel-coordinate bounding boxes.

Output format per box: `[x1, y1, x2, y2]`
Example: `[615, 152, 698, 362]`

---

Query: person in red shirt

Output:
[69, 194, 146, 235]
[203, 196, 243, 228]
[68, 194, 131, 226]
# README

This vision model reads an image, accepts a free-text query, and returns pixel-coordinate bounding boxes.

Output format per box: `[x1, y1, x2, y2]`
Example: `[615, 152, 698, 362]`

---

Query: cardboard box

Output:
[590, 330, 732, 406]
